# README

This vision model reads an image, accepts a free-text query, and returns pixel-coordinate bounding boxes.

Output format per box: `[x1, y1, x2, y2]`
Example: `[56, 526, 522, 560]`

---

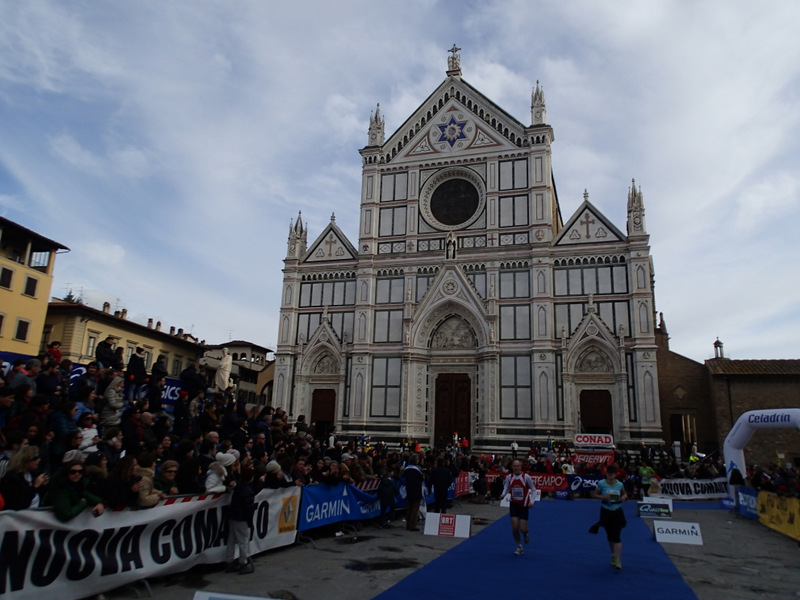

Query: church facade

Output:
[273, 49, 663, 451]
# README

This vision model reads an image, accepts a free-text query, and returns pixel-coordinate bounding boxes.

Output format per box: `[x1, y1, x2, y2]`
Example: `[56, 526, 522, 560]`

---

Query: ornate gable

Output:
[554, 198, 626, 247]
[299, 314, 343, 376]
[410, 264, 490, 348]
[380, 76, 533, 165]
[564, 302, 622, 374]
[304, 218, 358, 263]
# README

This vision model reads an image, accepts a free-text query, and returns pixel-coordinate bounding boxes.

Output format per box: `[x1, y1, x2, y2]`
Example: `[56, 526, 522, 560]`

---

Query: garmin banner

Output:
[0, 487, 300, 600]
[298, 483, 382, 531]
[651, 477, 729, 500]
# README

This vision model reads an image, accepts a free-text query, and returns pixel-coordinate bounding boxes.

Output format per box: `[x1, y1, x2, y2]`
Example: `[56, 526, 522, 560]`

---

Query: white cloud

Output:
[1, 1, 799, 358]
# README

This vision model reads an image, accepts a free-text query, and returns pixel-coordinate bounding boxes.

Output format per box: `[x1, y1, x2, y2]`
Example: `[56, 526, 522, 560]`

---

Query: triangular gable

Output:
[397, 102, 518, 162]
[299, 315, 343, 375]
[565, 305, 622, 373]
[553, 200, 626, 246]
[409, 265, 490, 348]
[386, 77, 529, 164]
[304, 222, 358, 263]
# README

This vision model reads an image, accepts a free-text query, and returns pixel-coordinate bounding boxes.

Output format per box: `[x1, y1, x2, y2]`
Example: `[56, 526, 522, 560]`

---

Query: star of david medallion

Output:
[437, 116, 468, 147]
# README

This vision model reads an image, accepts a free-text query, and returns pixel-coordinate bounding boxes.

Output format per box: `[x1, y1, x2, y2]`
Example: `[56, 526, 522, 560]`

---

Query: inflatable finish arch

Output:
[723, 408, 800, 482]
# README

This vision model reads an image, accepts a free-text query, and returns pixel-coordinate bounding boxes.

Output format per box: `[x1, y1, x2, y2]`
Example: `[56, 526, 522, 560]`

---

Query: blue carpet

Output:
[373, 500, 698, 600]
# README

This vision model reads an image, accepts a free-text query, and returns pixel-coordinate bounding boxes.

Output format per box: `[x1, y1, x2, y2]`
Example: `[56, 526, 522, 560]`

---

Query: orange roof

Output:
[706, 359, 800, 376]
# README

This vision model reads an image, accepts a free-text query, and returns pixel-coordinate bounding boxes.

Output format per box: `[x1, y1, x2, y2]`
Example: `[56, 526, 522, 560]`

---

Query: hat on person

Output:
[226, 448, 240, 461]
[161, 460, 179, 473]
[62, 450, 85, 464]
[215, 452, 236, 467]
[266, 460, 281, 474]
[341, 453, 354, 460]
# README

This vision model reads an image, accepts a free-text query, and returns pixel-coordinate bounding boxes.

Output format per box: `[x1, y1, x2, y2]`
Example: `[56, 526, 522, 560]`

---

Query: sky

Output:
[1, 1, 798, 362]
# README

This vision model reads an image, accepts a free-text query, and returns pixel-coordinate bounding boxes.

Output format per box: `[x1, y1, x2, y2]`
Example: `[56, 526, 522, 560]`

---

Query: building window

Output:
[500, 355, 532, 419]
[173, 357, 183, 377]
[499, 305, 530, 340]
[86, 335, 97, 356]
[371, 357, 401, 417]
[299, 280, 356, 307]
[0, 313, 5, 337]
[554, 265, 628, 296]
[14, 319, 30, 342]
[0, 267, 12, 289]
[23, 276, 38, 297]
[466, 271, 487, 298]
[499, 270, 530, 299]
[374, 310, 403, 343]
[126, 346, 134, 362]
[499, 195, 529, 227]
[554, 301, 631, 338]
[375, 278, 404, 304]
[499, 159, 528, 190]
[378, 207, 406, 237]
[381, 172, 408, 202]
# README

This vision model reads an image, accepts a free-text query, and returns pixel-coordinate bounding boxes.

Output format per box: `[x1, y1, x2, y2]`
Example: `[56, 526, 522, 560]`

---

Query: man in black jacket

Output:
[225, 462, 256, 574]
[403, 454, 425, 531]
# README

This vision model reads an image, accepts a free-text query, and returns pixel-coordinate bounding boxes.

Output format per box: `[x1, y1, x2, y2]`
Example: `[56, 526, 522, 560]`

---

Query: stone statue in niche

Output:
[313, 354, 338, 374]
[431, 317, 476, 349]
[577, 347, 611, 373]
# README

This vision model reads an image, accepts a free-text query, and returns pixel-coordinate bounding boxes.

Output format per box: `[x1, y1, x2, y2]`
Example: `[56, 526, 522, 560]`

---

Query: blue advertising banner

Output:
[736, 486, 759, 519]
[567, 474, 604, 492]
[299, 483, 382, 531]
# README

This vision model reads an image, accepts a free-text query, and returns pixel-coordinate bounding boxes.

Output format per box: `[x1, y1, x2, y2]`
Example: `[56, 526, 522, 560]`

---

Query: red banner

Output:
[574, 450, 615, 465]
[455, 472, 471, 497]
[530, 473, 568, 491]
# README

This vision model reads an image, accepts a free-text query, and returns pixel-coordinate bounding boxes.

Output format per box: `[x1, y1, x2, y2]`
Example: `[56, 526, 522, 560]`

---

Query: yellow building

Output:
[0, 217, 69, 357]
[45, 300, 205, 374]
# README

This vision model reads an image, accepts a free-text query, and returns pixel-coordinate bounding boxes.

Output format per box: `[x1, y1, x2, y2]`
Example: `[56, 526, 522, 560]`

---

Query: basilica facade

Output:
[273, 49, 662, 452]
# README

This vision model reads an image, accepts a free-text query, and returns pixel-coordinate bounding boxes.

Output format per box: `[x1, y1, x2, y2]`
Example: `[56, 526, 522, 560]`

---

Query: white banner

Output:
[0, 487, 301, 600]
[653, 520, 704, 545]
[650, 477, 728, 500]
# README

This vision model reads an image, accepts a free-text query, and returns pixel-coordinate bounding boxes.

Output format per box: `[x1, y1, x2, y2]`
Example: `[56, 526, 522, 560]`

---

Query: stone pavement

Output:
[96, 500, 800, 600]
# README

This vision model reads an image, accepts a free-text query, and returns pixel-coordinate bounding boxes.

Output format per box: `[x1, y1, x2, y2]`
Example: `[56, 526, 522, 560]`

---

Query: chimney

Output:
[713, 338, 725, 359]
[113, 310, 121, 318]
[178, 328, 184, 337]
[156, 321, 161, 331]
[121, 309, 127, 319]
[102, 302, 111, 313]
[147, 318, 153, 328]
[170, 326, 176, 335]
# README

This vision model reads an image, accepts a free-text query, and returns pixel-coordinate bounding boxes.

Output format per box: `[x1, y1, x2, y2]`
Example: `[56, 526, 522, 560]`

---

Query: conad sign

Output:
[573, 434, 614, 447]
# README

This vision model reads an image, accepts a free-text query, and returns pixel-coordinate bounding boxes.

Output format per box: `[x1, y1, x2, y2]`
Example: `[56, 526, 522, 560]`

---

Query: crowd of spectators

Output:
[2, 344, 799, 523]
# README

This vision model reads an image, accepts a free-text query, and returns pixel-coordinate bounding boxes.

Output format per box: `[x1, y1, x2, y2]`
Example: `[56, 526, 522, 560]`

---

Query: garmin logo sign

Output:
[653, 520, 704, 546]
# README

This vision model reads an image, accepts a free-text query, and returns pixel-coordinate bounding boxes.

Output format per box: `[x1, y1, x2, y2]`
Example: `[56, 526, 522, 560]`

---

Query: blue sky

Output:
[1, 1, 798, 361]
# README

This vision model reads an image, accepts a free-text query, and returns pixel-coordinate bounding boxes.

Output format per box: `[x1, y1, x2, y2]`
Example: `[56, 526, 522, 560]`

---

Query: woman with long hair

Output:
[106, 455, 144, 509]
[0, 446, 49, 509]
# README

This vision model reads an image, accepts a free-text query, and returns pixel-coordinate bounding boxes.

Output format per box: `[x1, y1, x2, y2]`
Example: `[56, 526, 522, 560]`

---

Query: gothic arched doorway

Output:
[434, 373, 471, 448]
[311, 388, 336, 440]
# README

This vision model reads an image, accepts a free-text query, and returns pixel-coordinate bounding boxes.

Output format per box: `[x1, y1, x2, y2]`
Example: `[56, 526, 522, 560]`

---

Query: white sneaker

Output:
[514, 545, 524, 556]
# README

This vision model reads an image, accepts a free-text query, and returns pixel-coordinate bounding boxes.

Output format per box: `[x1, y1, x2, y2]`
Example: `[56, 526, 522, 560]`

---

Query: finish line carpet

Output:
[373, 500, 698, 600]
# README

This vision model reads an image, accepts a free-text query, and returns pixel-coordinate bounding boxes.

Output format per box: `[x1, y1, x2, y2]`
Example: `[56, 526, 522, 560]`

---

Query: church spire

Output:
[286, 211, 307, 260]
[368, 103, 385, 146]
[446, 43, 462, 78]
[531, 80, 546, 125]
[626, 178, 647, 236]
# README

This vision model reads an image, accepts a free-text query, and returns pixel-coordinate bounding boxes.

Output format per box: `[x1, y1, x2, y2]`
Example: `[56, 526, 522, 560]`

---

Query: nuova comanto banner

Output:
[0, 487, 301, 600]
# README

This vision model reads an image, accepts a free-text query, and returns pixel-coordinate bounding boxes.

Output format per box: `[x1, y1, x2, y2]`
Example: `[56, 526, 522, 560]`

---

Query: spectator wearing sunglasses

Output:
[0, 446, 48, 510]
[47, 459, 105, 522]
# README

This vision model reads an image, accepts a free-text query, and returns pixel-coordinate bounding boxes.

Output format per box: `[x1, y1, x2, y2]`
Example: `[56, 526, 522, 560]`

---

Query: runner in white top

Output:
[501, 460, 537, 555]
